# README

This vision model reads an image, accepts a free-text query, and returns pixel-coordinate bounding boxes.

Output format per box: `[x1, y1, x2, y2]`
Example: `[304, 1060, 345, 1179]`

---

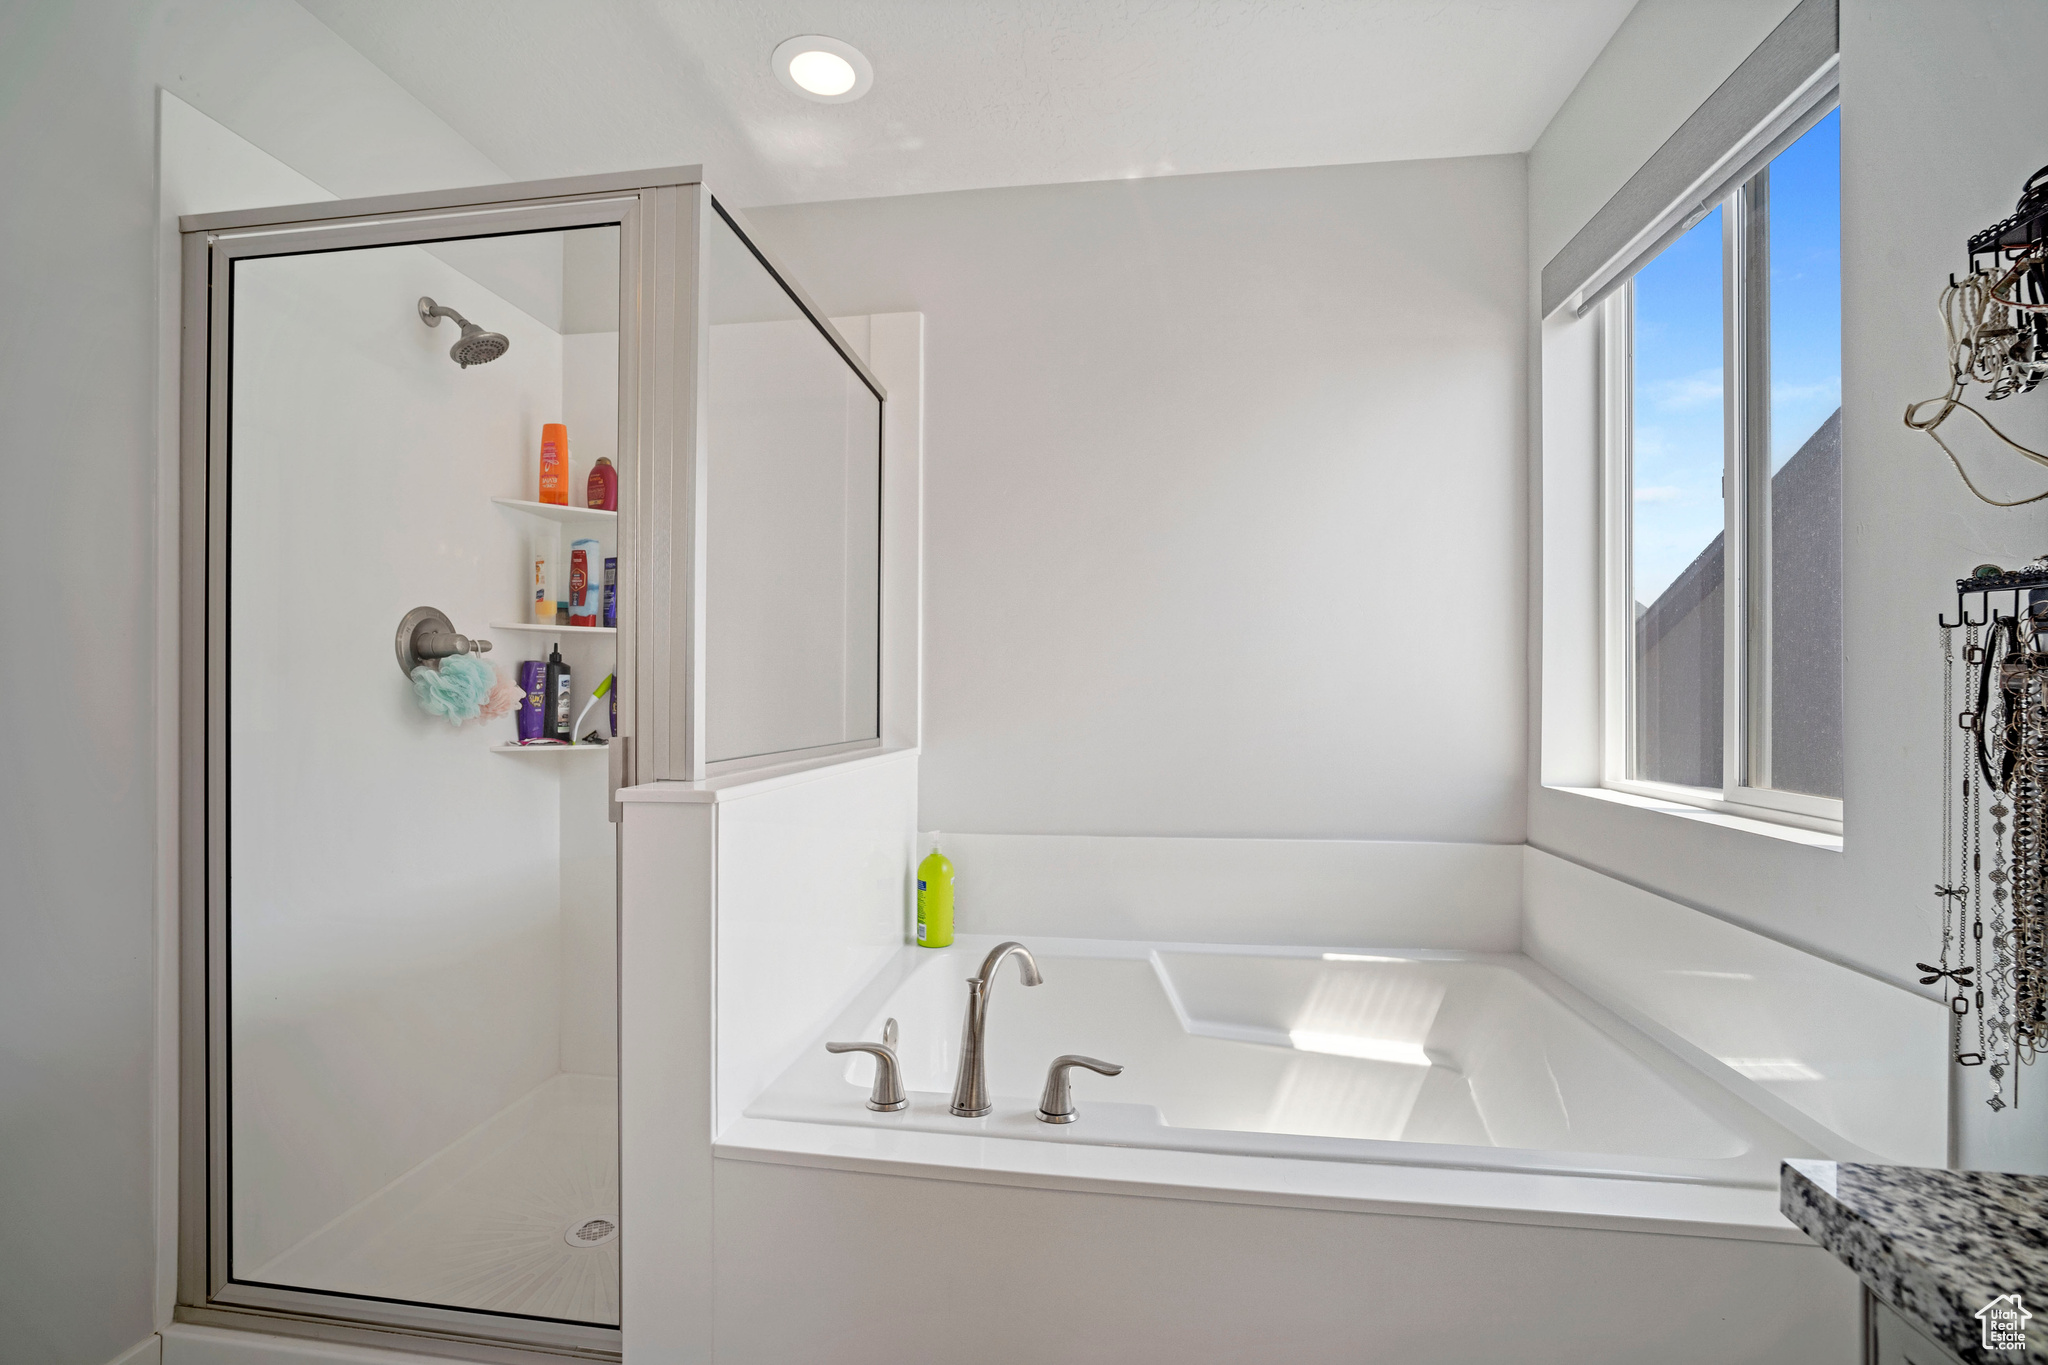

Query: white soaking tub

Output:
[747, 936, 1829, 1189]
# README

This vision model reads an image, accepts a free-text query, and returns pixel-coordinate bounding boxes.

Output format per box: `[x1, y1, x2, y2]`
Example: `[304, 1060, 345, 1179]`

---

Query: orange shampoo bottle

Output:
[538, 423, 568, 505]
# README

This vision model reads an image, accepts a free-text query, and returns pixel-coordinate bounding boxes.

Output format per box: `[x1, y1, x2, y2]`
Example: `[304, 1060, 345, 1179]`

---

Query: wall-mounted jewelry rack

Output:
[1906, 164, 2048, 499]
[1940, 565, 2048, 628]
[1937, 558, 2048, 1112]
[1959, 166, 2048, 403]
[1965, 164, 2048, 278]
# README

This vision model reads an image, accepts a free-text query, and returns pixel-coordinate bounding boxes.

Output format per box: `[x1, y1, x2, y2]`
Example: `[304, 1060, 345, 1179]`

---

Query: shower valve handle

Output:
[826, 1018, 907, 1112]
[1037, 1055, 1123, 1125]
[394, 606, 493, 678]
[414, 630, 492, 660]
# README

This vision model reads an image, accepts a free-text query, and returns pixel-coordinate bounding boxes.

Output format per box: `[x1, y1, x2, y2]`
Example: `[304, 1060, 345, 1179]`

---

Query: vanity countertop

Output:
[1782, 1159, 2048, 1363]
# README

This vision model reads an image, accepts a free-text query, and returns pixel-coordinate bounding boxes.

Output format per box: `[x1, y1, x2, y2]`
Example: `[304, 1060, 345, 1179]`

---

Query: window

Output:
[1604, 107, 1842, 826]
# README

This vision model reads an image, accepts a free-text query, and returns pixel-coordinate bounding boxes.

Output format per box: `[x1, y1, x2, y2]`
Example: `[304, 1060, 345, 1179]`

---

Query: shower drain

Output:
[563, 1216, 620, 1249]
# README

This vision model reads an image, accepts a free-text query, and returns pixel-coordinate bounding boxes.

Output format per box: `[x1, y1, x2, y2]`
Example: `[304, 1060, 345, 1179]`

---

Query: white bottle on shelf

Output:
[530, 525, 556, 624]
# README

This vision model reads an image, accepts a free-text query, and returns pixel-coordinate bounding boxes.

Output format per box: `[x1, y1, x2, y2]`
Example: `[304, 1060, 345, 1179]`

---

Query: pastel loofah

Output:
[411, 653, 499, 725]
[477, 665, 524, 721]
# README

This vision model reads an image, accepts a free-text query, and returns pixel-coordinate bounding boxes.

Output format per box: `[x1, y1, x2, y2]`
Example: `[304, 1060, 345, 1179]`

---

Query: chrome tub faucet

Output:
[950, 941, 1042, 1117]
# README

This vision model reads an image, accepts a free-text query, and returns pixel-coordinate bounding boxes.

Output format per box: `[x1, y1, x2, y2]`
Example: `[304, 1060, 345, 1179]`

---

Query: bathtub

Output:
[747, 935, 1829, 1189]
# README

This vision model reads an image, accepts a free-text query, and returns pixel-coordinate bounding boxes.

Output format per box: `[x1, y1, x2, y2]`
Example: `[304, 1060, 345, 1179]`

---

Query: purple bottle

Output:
[515, 660, 546, 741]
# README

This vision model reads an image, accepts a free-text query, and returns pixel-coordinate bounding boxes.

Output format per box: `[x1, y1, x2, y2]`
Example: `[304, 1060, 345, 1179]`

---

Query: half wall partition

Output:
[177, 167, 886, 1358]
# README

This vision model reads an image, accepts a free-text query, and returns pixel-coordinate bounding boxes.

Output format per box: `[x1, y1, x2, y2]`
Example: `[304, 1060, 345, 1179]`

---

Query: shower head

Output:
[417, 296, 511, 368]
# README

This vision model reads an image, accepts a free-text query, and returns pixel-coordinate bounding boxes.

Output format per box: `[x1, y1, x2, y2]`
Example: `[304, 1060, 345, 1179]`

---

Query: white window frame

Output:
[1599, 97, 1843, 836]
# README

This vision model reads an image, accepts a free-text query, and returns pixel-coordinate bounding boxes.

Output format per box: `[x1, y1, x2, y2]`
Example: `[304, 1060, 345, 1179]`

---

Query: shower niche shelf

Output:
[491, 496, 616, 526]
[490, 621, 616, 636]
[490, 742, 609, 756]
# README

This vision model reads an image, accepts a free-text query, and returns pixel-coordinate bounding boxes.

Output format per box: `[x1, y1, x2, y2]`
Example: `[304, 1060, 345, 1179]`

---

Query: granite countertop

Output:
[1782, 1159, 2048, 1364]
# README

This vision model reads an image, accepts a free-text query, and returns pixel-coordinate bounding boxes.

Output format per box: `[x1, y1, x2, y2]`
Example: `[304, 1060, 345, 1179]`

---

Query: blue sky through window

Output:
[1632, 206, 1724, 605]
[1768, 109, 1842, 470]
[1630, 109, 1840, 603]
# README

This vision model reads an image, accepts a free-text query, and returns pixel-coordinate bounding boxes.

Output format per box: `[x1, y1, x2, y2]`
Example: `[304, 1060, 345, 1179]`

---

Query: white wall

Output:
[562, 332, 619, 475]
[618, 754, 917, 1365]
[712, 755, 917, 1132]
[1525, 0, 2048, 1171]
[745, 156, 1529, 842]
[937, 832, 1522, 950]
[711, 1158, 1857, 1365]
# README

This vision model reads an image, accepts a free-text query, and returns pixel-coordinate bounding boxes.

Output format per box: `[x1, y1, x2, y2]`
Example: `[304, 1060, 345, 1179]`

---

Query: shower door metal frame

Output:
[177, 166, 710, 1360]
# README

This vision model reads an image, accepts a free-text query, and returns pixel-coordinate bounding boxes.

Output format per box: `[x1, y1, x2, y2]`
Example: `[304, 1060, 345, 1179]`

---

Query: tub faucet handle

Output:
[1037, 1054, 1123, 1125]
[826, 1019, 907, 1112]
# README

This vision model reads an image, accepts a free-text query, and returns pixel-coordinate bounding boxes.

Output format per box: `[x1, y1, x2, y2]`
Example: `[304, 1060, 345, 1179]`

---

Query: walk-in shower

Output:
[179, 167, 888, 1359]
[218, 221, 626, 1340]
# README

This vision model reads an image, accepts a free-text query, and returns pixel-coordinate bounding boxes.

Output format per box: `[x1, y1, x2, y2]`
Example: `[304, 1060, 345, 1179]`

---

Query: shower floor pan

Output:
[247, 1072, 619, 1326]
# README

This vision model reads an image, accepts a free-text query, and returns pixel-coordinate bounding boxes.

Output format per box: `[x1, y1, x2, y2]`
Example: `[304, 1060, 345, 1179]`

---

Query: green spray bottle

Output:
[916, 837, 954, 948]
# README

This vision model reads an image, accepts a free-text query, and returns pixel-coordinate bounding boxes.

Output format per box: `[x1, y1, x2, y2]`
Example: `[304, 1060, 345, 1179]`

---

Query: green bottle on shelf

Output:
[916, 838, 954, 948]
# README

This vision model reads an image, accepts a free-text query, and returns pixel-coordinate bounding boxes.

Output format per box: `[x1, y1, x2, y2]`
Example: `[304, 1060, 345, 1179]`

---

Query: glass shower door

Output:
[209, 214, 626, 1339]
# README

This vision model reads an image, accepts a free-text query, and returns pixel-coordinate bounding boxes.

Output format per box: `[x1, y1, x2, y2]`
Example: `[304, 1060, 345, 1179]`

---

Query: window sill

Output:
[1545, 784, 1843, 853]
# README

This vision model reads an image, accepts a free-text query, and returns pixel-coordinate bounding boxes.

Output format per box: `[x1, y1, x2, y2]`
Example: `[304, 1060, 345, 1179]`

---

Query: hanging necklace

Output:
[1930, 624, 1983, 1063]
[2008, 608, 2048, 1079]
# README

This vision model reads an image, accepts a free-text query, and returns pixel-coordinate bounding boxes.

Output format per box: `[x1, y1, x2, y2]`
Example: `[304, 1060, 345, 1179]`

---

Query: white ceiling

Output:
[297, 0, 1637, 208]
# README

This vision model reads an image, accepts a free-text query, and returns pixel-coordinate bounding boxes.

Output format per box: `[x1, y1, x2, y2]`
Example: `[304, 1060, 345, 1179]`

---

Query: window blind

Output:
[1539, 0, 1838, 320]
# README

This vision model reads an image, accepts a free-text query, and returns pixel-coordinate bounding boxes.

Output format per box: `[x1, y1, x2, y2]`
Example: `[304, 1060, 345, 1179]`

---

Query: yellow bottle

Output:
[916, 840, 954, 948]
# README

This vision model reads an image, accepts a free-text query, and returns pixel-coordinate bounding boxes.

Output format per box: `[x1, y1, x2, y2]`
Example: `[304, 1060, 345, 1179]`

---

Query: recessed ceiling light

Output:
[791, 50, 855, 96]
[772, 35, 873, 104]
